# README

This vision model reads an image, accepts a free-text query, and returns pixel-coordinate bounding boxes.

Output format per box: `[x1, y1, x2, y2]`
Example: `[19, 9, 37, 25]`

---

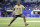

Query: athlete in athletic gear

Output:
[8, 1, 28, 26]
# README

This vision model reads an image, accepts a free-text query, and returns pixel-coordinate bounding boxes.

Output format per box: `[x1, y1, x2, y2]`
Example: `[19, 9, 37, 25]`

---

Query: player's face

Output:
[17, 2, 20, 6]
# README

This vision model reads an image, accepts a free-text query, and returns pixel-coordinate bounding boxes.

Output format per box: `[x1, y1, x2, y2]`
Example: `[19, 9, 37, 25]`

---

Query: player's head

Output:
[17, 1, 21, 6]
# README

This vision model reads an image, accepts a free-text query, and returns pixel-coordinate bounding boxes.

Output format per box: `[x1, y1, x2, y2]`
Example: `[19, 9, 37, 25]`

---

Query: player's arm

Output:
[22, 5, 27, 11]
[13, 5, 16, 11]
[13, 8, 15, 11]
[24, 8, 27, 11]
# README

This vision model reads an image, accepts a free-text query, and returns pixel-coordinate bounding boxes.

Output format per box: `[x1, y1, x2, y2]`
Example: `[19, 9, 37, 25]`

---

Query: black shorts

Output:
[13, 14, 23, 18]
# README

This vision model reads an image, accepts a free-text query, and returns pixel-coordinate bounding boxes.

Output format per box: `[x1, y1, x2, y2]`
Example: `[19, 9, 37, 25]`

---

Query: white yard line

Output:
[26, 21, 40, 22]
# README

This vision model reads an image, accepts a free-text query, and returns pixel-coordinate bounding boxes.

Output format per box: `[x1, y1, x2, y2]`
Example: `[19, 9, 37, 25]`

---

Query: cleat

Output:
[25, 23, 28, 26]
[8, 24, 11, 26]
[25, 24, 28, 26]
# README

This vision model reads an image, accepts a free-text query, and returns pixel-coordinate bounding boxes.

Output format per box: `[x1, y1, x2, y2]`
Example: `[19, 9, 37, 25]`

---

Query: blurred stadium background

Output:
[0, 0, 40, 17]
[0, 0, 40, 27]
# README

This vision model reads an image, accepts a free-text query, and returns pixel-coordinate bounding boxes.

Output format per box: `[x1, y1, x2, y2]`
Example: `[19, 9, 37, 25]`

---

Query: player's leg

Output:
[8, 16, 17, 26]
[10, 18, 16, 24]
[21, 14, 28, 26]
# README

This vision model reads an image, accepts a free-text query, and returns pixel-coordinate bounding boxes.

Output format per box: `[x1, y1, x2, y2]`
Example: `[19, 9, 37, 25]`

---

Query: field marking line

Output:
[26, 21, 40, 22]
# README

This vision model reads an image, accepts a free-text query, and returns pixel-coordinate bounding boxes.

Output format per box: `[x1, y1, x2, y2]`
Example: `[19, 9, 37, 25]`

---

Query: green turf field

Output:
[0, 17, 40, 27]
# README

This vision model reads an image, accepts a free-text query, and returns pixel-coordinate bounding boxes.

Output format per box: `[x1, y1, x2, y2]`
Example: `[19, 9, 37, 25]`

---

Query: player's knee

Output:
[22, 15, 25, 18]
[23, 15, 25, 18]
